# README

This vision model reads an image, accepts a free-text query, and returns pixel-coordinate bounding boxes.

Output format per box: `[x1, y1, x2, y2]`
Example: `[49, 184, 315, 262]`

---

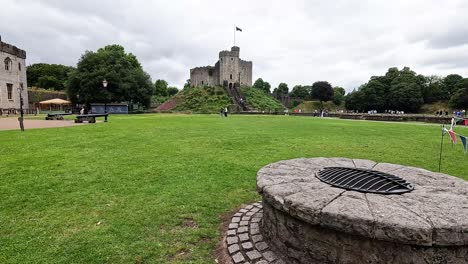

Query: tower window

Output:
[18, 62, 21, 71]
[231, 58, 233, 61]
[201, 81, 204, 85]
[4, 57, 12, 71]
[230, 74, 232, 79]
[7, 83, 13, 100]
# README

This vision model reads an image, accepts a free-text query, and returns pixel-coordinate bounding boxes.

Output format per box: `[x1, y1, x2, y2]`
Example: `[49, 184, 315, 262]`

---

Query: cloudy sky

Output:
[2, 0, 468, 91]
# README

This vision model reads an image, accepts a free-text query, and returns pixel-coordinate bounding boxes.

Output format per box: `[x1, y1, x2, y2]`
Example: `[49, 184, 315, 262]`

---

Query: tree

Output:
[154, 79, 168, 96]
[27, 63, 75, 90]
[387, 83, 424, 112]
[253, 78, 265, 89]
[311, 81, 334, 110]
[333, 87, 346, 106]
[290, 85, 309, 98]
[253, 78, 271, 94]
[167, 87, 179, 96]
[67, 44, 153, 107]
[275, 83, 289, 99]
[442, 74, 463, 99]
[449, 78, 468, 108]
[263, 82, 271, 94]
[422, 75, 443, 103]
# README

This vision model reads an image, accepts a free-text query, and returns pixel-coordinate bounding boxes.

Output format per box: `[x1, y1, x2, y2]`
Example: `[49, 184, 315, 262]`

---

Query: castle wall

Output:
[190, 66, 218, 87]
[0, 41, 28, 109]
[239, 60, 252, 86]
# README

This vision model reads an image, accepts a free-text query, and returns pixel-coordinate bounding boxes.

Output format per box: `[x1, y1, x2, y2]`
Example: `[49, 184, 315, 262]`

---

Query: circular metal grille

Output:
[316, 167, 414, 194]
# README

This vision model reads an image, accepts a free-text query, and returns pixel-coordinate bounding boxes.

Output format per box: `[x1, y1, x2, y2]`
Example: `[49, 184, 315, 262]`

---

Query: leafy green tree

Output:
[449, 78, 468, 108]
[345, 89, 365, 112]
[167, 87, 179, 96]
[422, 75, 443, 103]
[275, 83, 289, 99]
[290, 85, 309, 98]
[67, 44, 153, 107]
[311, 81, 334, 110]
[387, 83, 424, 112]
[253, 78, 265, 89]
[334, 87, 346, 96]
[263, 82, 271, 94]
[442, 74, 463, 99]
[27, 63, 75, 90]
[154, 79, 168, 96]
[333, 87, 346, 106]
[253, 78, 271, 94]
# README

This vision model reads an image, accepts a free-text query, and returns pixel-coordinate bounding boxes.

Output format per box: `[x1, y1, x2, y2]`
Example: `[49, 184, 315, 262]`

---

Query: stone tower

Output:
[190, 46, 252, 88]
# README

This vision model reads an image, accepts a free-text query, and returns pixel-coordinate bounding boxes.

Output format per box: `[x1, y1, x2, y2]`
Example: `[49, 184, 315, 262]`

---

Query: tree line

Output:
[252, 78, 344, 107]
[27, 45, 178, 108]
[345, 67, 468, 112]
[252, 66, 468, 112]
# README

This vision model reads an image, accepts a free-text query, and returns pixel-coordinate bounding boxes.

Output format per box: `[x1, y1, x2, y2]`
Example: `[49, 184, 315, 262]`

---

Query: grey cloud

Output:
[1, 0, 468, 90]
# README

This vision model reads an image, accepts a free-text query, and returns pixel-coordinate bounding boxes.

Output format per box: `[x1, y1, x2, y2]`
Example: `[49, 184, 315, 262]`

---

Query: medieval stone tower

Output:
[190, 46, 252, 88]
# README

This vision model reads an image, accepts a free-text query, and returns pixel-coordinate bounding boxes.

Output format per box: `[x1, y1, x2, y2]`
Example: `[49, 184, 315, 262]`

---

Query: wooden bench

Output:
[45, 113, 72, 120]
[74, 114, 109, 123]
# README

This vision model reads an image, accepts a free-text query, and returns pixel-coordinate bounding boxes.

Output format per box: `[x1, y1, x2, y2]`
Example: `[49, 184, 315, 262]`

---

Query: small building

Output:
[190, 46, 252, 89]
[0, 37, 28, 112]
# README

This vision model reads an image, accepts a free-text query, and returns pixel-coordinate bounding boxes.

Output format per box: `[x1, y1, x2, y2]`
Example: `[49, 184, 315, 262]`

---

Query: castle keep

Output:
[190, 46, 252, 88]
[0, 38, 28, 110]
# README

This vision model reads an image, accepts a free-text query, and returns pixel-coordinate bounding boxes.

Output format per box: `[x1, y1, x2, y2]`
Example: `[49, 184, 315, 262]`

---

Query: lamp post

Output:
[102, 79, 108, 122]
[17, 85, 24, 131]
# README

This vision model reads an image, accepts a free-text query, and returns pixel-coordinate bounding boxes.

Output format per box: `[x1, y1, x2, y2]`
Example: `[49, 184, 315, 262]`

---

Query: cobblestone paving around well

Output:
[226, 202, 285, 264]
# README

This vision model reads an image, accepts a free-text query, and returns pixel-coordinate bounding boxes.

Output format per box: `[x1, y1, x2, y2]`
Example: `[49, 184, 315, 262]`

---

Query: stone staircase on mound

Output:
[156, 98, 177, 111]
[225, 83, 249, 111]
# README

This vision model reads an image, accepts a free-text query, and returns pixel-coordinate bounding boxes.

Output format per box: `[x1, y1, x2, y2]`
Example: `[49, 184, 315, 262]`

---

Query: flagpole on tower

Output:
[234, 25, 236, 46]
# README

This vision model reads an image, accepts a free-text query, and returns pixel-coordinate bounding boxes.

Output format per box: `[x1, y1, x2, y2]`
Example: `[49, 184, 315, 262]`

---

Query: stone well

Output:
[256, 158, 468, 264]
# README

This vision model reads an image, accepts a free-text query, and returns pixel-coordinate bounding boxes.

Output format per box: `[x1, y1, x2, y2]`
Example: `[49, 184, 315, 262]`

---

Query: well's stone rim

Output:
[256, 157, 468, 246]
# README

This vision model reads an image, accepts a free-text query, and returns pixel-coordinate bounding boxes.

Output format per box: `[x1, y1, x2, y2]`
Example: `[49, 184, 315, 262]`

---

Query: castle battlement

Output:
[219, 46, 240, 58]
[0, 40, 26, 59]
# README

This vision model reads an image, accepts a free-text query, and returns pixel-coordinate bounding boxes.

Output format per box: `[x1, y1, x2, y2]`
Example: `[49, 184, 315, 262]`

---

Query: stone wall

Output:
[262, 201, 468, 264]
[239, 60, 252, 86]
[190, 65, 219, 87]
[0, 40, 28, 109]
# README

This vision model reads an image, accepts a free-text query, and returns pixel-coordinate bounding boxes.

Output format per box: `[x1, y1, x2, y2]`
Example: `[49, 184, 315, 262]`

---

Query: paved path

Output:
[0, 117, 83, 131]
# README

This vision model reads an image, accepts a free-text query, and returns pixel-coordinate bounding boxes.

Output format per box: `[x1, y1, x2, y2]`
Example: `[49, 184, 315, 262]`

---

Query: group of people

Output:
[435, 110, 466, 116]
[219, 107, 229, 117]
[384, 110, 405, 115]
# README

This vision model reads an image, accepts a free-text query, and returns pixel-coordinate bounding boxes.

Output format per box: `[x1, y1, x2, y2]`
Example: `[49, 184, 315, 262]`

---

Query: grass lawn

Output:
[1, 114, 466, 263]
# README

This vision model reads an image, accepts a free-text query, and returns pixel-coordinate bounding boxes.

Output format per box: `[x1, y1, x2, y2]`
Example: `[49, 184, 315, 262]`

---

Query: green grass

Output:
[241, 87, 283, 111]
[173, 86, 231, 113]
[0, 114, 466, 263]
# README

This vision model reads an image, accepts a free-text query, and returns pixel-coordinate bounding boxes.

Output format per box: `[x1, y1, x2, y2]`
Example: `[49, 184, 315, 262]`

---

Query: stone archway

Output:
[228, 83, 233, 89]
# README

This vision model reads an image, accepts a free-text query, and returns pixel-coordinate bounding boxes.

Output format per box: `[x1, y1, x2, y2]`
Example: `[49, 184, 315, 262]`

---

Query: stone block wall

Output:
[0, 41, 28, 109]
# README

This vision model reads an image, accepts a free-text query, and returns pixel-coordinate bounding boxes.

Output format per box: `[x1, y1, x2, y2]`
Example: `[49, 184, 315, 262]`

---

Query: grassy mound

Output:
[420, 101, 451, 114]
[172, 86, 231, 113]
[295, 100, 341, 112]
[241, 87, 283, 111]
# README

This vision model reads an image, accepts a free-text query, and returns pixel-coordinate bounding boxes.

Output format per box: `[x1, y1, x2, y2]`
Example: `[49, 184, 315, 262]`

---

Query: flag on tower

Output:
[236, 26, 242, 32]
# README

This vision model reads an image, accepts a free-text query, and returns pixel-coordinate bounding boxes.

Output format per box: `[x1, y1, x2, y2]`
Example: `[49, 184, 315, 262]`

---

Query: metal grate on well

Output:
[316, 167, 414, 194]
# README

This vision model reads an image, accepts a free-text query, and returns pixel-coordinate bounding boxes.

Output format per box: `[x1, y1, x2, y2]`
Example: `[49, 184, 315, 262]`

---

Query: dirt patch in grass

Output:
[181, 218, 198, 229]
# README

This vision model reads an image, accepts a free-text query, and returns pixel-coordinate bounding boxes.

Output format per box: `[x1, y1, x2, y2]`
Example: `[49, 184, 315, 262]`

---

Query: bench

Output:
[45, 113, 73, 120]
[74, 114, 109, 123]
